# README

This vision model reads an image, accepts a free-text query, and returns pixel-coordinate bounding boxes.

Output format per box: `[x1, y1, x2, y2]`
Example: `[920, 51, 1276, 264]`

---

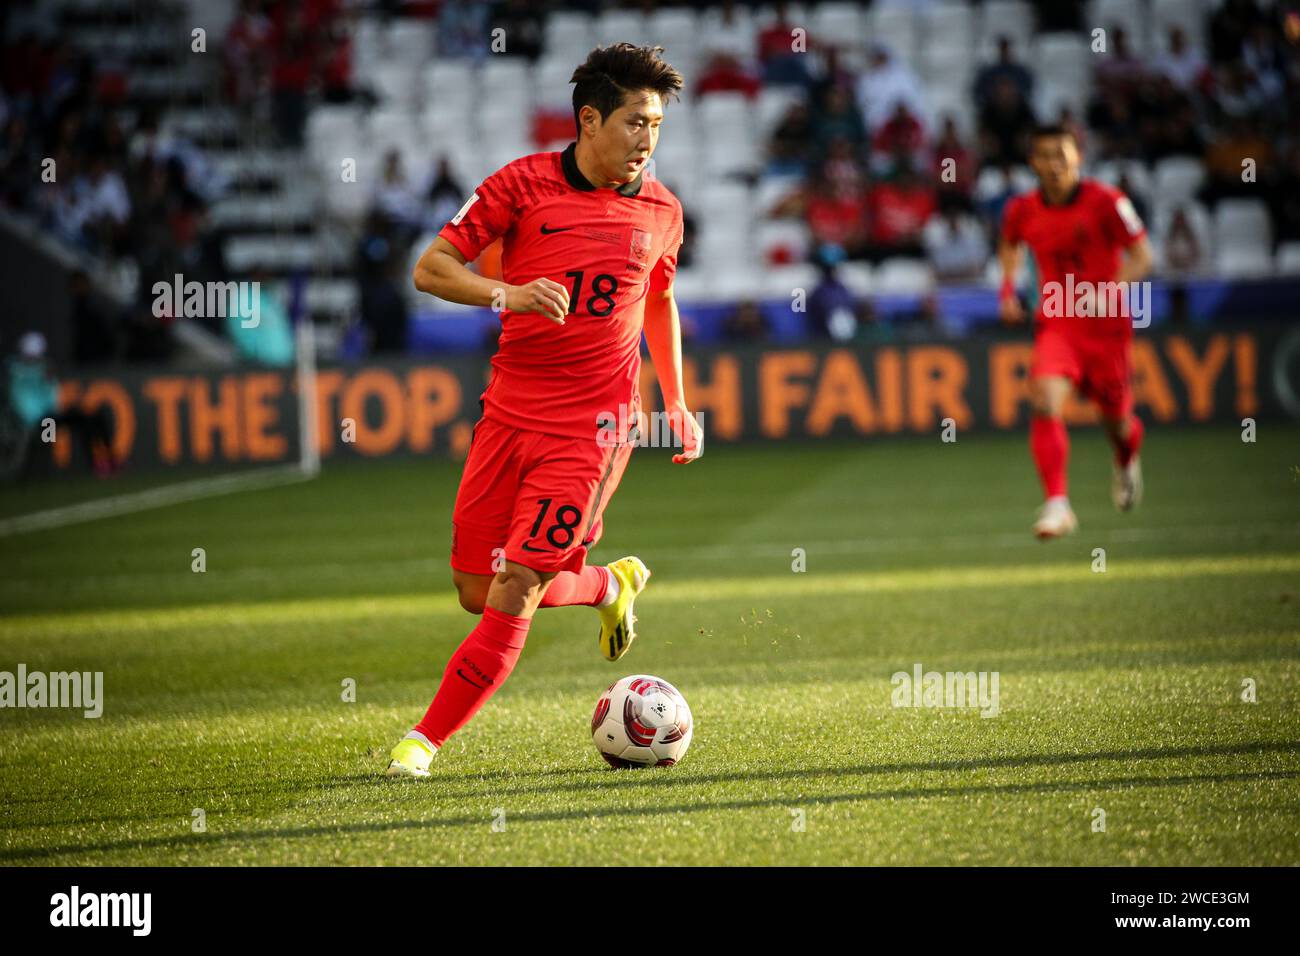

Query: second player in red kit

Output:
[998, 124, 1153, 539]
[385, 45, 702, 778]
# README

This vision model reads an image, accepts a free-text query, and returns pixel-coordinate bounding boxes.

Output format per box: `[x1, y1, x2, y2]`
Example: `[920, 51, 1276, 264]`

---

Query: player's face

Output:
[588, 90, 663, 184]
[1029, 134, 1081, 195]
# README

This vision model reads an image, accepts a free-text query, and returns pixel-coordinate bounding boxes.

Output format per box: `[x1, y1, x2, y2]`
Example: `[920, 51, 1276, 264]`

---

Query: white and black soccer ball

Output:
[591, 675, 693, 768]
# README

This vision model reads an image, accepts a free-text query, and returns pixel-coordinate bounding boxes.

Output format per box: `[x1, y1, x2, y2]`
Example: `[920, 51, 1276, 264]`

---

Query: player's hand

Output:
[665, 402, 703, 464]
[506, 278, 570, 324]
[999, 294, 1025, 326]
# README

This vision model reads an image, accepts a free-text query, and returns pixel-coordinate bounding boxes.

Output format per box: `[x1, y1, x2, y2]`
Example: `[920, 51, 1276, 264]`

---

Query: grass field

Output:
[1, 425, 1297, 866]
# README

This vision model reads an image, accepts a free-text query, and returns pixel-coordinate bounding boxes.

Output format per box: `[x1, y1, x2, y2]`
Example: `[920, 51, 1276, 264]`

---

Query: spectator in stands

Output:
[1134, 75, 1202, 161]
[490, 0, 545, 62]
[855, 44, 928, 134]
[1095, 27, 1147, 101]
[356, 209, 408, 355]
[809, 46, 858, 112]
[228, 268, 294, 367]
[805, 168, 868, 259]
[806, 246, 858, 341]
[812, 85, 867, 157]
[1213, 61, 1268, 121]
[974, 162, 1020, 240]
[695, 50, 761, 99]
[437, 0, 491, 60]
[224, 0, 274, 109]
[424, 156, 467, 231]
[1209, 0, 1268, 65]
[7, 331, 118, 478]
[822, 136, 867, 194]
[1086, 87, 1141, 159]
[270, 10, 315, 148]
[932, 116, 975, 212]
[864, 156, 936, 263]
[871, 103, 927, 176]
[0, 111, 33, 209]
[1240, 19, 1289, 116]
[74, 150, 131, 256]
[757, 2, 814, 87]
[1162, 208, 1204, 276]
[973, 36, 1034, 111]
[978, 75, 1037, 167]
[320, 22, 364, 104]
[1153, 26, 1211, 93]
[373, 150, 424, 236]
[767, 100, 814, 175]
[923, 207, 989, 284]
[129, 108, 228, 205]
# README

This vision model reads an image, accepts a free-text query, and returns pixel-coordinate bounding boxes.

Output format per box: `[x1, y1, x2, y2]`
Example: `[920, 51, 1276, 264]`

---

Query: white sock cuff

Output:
[598, 567, 620, 607]
[404, 730, 437, 751]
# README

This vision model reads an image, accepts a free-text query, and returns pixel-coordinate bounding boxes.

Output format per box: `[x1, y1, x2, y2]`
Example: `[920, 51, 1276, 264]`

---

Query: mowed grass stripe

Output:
[4, 552, 1297, 639]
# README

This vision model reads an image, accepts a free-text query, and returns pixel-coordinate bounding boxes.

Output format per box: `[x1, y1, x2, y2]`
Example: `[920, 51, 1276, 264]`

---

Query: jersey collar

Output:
[561, 142, 644, 197]
[1039, 180, 1082, 207]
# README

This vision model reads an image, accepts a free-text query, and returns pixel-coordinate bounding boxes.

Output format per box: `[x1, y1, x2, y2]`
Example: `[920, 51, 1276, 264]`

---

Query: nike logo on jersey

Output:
[540, 223, 575, 234]
[520, 542, 554, 553]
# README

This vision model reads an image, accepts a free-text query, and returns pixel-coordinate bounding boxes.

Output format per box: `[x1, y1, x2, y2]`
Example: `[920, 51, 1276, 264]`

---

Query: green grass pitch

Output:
[1, 426, 1297, 865]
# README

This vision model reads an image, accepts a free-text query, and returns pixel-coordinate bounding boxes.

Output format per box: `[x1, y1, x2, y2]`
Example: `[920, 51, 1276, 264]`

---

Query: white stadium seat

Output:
[1276, 242, 1300, 274]
[876, 258, 936, 295]
[1152, 156, 1206, 205]
[1213, 198, 1272, 249]
[810, 3, 867, 47]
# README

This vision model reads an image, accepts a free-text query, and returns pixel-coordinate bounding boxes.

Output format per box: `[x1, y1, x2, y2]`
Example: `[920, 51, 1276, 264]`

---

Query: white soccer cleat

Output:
[1112, 456, 1143, 512]
[1033, 497, 1078, 540]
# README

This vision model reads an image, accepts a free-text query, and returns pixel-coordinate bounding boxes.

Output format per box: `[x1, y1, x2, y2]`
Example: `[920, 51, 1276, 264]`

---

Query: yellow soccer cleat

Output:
[598, 556, 651, 662]
[385, 736, 435, 779]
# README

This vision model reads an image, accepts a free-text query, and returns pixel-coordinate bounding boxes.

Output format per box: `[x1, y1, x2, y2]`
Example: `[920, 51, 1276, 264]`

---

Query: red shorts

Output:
[450, 416, 635, 576]
[1031, 326, 1133, 419]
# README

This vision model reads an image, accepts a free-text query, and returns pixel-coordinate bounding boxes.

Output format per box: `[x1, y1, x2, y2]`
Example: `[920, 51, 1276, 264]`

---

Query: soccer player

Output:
[386, 44, 702, 778]
[997, 124, 1152, 539]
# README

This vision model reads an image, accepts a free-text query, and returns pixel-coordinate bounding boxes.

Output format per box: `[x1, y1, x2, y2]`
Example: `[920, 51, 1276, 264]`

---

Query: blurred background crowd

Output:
[1, 0, 1298, 373]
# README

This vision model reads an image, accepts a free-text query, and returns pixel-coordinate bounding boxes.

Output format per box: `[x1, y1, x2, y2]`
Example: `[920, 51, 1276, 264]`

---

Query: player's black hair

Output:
[1029, 123, 1078, 144]
[569, 43, 683, 137]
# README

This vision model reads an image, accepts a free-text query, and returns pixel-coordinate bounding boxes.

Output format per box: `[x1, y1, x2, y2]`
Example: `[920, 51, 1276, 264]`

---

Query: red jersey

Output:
[1001, 178, 1146, 337]
[438, 143, 684, 441]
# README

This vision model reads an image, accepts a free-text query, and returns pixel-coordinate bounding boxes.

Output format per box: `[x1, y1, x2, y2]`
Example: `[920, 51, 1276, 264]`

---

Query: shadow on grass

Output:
[3, 740, 1298, 862]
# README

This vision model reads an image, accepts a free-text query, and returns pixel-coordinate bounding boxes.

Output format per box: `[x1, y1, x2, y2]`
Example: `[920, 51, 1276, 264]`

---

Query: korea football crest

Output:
[628, 228, 652, 273]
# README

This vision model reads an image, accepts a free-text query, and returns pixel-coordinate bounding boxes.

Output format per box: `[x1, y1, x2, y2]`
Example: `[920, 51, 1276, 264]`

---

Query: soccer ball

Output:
[591, 675, 693, 768]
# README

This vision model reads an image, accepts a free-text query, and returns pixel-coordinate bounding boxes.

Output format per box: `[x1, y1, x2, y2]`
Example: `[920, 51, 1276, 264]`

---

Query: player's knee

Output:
[456, 588, 486, 615]
[1029, 383, 1062, 418]
[494, 563, 546, 603]
[452, 572, 490, 615]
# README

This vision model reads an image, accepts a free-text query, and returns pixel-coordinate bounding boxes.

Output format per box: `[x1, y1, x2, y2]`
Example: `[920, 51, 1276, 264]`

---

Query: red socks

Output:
[1113, 413, 1145, 467]
[539, 565, 610, 608]
[1030, 415, 1069, 499]
[413, 606, 531, 748]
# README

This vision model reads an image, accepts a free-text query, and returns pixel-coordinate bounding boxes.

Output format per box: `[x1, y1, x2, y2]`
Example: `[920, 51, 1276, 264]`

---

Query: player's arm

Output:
[1115, 235, 1152, 285]
[643, 286, 702, 463]
[996, 238, 1026, 325]
[412, 236, 569, 323]
[1108, 191, 1152, 286]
